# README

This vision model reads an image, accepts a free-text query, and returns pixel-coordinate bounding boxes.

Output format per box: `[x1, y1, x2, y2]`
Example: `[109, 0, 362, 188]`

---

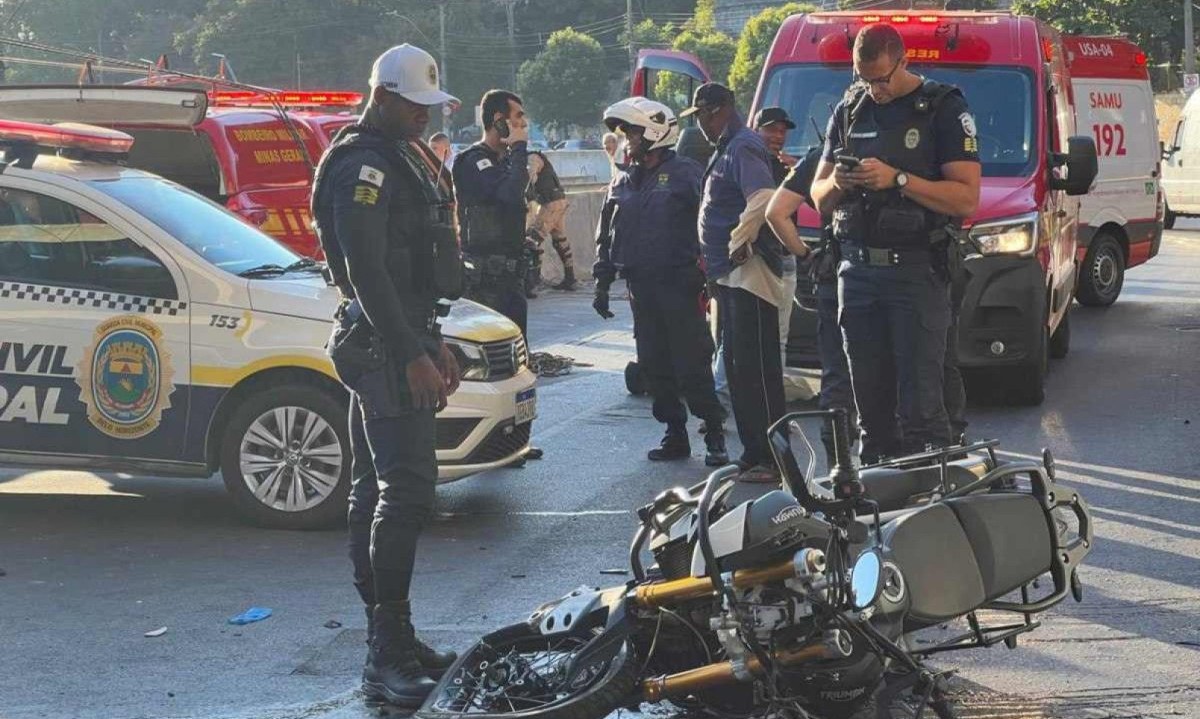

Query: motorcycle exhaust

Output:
[641, 629, 852, 702]
[634, 548, 826, 609]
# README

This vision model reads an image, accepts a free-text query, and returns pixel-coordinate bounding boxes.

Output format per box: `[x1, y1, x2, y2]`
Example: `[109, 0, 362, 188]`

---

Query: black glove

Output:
[593, 286, 614, 319]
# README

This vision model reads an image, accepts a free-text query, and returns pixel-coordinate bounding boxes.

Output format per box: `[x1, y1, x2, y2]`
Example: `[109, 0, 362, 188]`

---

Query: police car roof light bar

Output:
[0, 119, 135, 156]
[209, 90, 364, 108]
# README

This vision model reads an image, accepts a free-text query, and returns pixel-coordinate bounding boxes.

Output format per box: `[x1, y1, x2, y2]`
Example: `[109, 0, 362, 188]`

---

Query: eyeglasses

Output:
[855, 57, 903, 88]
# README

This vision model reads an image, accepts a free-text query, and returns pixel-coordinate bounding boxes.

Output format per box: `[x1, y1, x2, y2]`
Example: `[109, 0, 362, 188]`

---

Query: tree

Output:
[1011, 0, 1186, 68]
[517, 28, 609, 134]
[648, 1, 736, 110]
[728, 3, 814, 110]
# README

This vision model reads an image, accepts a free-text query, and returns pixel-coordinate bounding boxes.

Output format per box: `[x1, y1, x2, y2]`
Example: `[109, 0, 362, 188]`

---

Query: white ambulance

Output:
[1065, 35, 1163, 306]
[1161, 77, 1200, 229]
[0, 120, 536, 529]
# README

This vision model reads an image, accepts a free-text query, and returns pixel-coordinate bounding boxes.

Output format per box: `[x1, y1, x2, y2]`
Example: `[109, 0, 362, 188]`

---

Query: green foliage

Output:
[516, 28, 609, 133]
[1011, 0, 1184, 64]
[728, 2, 814, 110]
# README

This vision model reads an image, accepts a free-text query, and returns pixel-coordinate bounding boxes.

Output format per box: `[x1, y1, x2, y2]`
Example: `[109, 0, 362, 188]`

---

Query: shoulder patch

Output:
[476, 158, 494, 171]
[353, 184, 380, 206]
[959, 112, 978, 139]
[358, 165, 385, 187]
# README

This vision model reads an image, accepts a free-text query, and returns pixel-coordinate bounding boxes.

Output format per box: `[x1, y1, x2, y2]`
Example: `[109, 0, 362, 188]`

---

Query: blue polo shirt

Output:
[698, 116, 776, 280]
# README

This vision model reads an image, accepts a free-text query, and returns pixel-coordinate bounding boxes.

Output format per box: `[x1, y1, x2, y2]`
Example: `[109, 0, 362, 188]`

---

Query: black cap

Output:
[754, 106, 796, 130]
[679, 82, 735, 118]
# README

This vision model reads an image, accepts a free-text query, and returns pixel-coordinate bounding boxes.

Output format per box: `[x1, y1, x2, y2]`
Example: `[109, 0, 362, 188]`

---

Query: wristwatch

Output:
[895, 171, 909, 190]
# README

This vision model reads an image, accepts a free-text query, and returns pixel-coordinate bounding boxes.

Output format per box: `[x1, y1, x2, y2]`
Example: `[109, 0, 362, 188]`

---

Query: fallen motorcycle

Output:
[414, 410, 1093, 719]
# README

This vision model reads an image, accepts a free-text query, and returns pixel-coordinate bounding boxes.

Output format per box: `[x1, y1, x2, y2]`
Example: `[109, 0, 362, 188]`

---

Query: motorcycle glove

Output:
[592, 287, 614, 319]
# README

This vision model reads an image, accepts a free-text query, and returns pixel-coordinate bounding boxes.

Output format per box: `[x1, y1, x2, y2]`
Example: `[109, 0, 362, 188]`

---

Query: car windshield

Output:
[758, 64, 1036, 178]
[87, 176, 301, 275]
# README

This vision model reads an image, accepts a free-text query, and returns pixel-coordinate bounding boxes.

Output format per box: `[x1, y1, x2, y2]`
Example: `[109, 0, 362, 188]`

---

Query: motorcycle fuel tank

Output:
[691, 491, 829, 575]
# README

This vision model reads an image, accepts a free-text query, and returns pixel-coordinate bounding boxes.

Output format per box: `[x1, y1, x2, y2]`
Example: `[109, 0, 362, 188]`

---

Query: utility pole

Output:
[1186, 0, 1196, 80]
[627, 0, 636, 82]
[439, 0, 448, 131]
[502, 0, 517, 88]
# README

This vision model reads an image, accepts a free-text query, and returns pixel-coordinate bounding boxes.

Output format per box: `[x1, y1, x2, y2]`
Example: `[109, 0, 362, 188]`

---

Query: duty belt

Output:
[337, 297, 441, 334]
[840, 244, 932, 267]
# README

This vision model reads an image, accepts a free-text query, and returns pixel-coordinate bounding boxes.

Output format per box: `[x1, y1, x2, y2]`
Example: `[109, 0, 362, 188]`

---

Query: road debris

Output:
[228, 607, 273, 625]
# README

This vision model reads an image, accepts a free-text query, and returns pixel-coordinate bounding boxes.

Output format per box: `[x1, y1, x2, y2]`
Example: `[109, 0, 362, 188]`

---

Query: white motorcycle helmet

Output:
[602, 97, 679, 152]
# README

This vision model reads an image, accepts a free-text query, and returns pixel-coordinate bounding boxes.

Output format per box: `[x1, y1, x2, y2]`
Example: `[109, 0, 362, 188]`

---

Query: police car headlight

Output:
[969, 214, 1038, 256]
[445, 339, 489, 381]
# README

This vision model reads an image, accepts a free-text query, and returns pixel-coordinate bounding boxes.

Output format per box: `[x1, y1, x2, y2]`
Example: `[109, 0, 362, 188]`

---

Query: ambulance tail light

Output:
[0, 120, 134, 165]
[1134, 52, 1147, 67]
[210, 90, 364, 108]
[861, 14, 940, 24]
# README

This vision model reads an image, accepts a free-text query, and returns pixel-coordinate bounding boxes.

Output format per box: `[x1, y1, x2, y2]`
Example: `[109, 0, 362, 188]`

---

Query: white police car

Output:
[0, 120, 536, 529]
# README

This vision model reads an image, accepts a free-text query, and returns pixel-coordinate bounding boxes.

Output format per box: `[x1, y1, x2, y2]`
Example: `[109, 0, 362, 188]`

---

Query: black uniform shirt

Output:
[314, 138, 434, 365]
[822, 83, 981, 168]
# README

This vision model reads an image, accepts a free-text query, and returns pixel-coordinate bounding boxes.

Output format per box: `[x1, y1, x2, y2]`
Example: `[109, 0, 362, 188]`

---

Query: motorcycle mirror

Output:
[850, 549, 884, 610]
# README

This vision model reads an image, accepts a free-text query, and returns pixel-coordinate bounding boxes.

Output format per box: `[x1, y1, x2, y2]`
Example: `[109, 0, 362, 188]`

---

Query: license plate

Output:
[515, 388, 537, 425]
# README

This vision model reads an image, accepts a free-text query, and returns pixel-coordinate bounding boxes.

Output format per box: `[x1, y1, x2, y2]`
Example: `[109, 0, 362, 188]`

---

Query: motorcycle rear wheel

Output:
[415, 623, 638, 719]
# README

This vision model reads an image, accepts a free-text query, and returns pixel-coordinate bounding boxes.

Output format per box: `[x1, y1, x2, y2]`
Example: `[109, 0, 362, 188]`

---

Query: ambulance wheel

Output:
[1077, 233, 1124, 307]
[220, 384, 351, 530]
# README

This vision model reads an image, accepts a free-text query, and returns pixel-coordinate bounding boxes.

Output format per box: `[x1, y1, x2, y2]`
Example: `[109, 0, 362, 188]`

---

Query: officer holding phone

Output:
[454, 89, 543, 462]
[454, 89, 533, 336]
[811, 24, 981, 463]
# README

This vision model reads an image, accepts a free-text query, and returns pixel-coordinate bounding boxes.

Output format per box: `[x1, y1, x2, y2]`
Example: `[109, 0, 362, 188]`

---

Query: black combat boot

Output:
[648, 425, 690, 461]
[703, 428, 729, 467]
[362, 601, 437, 708]
[553, 267, 577, 291]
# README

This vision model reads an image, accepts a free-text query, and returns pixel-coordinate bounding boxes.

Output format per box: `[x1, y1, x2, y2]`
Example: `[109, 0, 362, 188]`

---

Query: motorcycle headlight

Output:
[445, 338, 489, 381]
[968, 213, 1039, 256]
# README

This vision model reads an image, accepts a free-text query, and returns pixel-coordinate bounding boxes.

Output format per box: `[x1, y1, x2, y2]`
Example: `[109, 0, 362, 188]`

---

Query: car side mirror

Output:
[1049, 136, 1098, 196]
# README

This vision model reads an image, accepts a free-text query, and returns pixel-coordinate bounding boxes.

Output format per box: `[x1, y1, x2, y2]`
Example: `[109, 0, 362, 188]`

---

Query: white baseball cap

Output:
[369, 44, 459, 106]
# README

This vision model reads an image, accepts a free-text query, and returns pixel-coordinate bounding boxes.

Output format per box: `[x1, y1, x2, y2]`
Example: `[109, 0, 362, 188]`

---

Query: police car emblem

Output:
[905, 128, 920, 150]
[960, 112, 978, 138]
[77, 315, 175, 439]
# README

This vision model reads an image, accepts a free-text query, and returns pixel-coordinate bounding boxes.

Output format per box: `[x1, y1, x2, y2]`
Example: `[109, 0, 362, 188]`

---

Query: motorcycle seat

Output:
[821, 458, 989, 514]
[882, 493, 1052, 630]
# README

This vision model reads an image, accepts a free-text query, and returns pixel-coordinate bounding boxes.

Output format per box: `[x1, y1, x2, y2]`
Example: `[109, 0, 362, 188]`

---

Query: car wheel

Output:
[1164, 204, 1177, 230]
[1049, 307, 1071, 359]
[220, 383, 350, 529]
[1077, 233, 1125, 307]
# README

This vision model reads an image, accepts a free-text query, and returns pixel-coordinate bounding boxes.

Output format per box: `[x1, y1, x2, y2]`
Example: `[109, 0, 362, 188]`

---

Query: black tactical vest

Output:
[832, 80, 959, 250]
[312, 125, 448, 321]
[456, 143, 527, 257]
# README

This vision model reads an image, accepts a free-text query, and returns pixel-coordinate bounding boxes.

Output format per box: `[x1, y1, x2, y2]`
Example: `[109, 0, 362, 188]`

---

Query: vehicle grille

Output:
[464, 422, 531, 465]
[436, 418, 481, 450]
[483, 336, 528, 380]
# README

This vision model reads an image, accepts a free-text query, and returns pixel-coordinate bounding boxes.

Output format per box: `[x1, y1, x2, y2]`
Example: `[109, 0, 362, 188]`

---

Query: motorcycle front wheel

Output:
[415, 623, 639, 719]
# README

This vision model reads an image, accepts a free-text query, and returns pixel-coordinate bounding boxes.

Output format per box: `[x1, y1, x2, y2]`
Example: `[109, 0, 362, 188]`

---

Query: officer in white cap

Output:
[311, 44, 460, 709]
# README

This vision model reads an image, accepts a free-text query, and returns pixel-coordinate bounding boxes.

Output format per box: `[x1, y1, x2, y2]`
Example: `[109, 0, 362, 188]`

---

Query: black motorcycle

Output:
[414, 410, 1093, 719]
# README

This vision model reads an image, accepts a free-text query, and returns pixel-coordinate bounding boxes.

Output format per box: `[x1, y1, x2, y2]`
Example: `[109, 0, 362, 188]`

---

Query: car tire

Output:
[220, 383, 350, 530]
[1048, 307, 1071, 359]
[1077, 233, 1125, 307]
[1164, 204, 1177, 230]
[1008, 324, 1048, 406]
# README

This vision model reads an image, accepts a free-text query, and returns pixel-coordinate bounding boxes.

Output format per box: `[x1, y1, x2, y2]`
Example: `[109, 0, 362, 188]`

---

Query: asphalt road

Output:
[2, 227, 1198, 719]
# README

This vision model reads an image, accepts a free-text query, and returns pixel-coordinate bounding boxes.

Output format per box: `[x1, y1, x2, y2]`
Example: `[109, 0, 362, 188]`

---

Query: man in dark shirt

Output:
[811, 24, 981, 462]
[686, 83, 791, 483]
[593, 97, 728, 466]
[453, 89, 532, 337]
[311, 44, 460, 709]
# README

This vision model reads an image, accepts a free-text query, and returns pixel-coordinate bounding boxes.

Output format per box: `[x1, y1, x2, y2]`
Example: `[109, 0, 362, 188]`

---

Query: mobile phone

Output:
[495, 118, 511, 139]
[836, 154, 861, 169]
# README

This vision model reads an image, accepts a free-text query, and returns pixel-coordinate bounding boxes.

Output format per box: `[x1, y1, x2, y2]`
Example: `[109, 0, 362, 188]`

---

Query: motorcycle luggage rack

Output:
[861, 438, 1002, 498]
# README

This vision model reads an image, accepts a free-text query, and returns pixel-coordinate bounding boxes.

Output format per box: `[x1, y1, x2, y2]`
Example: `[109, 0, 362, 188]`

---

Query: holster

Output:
[328, 301, 386, 388]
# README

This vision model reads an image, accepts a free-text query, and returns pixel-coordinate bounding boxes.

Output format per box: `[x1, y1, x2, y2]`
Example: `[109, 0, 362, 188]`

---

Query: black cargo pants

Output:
[626, 266, 724, 431]
[838, 258, 951, 463]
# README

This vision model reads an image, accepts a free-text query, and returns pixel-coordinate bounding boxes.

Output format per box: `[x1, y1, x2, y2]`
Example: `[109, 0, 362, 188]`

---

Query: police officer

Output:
[811, 24, 981, 462]
[454, 89, 543, 462]
[593, 97, 728, 466]
[454, 89, 533, 336]
[311, 44, 460, 708]
[526, 150, 578, 293]
[766, 143, 855, 465]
